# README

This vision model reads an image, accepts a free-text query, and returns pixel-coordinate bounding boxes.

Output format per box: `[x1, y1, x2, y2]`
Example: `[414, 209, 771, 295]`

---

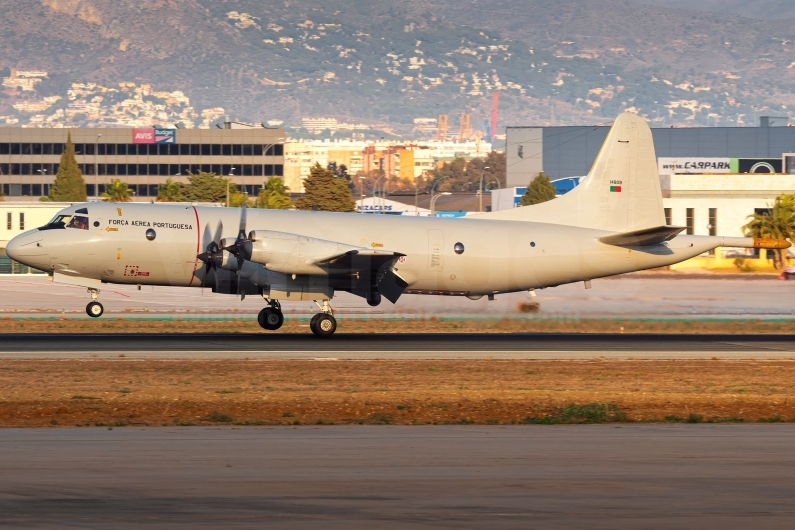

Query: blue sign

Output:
[154, 129, 176, 144]
[435, 211, 467, 218]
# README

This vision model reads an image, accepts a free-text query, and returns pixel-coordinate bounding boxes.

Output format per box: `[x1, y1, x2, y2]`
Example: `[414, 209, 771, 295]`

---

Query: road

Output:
[1, 332, 794, 359]
[1, 425, 793, 529]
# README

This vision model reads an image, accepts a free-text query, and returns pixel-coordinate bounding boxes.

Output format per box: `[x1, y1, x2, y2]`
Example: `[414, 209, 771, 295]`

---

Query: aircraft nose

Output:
[5, 230, 48, 267]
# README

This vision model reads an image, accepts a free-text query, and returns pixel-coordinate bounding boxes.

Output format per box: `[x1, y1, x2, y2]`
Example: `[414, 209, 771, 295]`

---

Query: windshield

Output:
[45, 214, 71, 228]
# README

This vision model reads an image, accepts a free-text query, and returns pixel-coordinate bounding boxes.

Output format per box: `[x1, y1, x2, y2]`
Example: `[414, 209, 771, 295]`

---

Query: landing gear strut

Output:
[310, 300, 337, 338]
[258, 299, 284, 331]
[85, 288, 104, 318]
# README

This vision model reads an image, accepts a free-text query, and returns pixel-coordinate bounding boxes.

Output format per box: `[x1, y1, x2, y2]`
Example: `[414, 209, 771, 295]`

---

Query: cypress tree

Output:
[520, 173, 556, 206]
[295, 163, 355, 212]
[49, 132, 87, 202]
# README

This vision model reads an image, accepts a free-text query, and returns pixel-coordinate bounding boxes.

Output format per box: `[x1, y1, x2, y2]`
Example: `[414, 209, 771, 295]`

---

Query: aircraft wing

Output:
[314, 249, 405, 271]
[314, 249, 408, 304]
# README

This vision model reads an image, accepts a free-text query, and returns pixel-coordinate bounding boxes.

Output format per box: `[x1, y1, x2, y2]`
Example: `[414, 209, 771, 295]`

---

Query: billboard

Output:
[658, 158, 730, 176]
[154, 129, 176, 144]
[132, 128, 154, 144]
[132, 128, 176, 144]
[659, 157, 784, 175]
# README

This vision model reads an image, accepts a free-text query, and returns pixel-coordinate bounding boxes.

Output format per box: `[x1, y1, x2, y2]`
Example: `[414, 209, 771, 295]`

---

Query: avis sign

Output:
[133, 128, 176, 144]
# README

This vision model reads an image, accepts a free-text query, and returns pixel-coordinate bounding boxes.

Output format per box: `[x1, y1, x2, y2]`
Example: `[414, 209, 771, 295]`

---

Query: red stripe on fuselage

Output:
[189, 206, 201, 286]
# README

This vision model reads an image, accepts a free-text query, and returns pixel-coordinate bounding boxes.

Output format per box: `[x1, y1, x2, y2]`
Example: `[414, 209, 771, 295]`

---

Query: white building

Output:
[0, 202, 69, 274]
[662, 173, 795, 243]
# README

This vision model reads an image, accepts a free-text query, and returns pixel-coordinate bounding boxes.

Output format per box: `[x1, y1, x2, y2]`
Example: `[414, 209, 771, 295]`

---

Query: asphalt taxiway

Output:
[1, 425, 793, 529]
[1, 332, 794, 359]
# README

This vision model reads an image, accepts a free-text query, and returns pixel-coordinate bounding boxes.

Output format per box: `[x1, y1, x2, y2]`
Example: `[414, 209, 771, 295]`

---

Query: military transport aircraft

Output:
[6, 113, 789, 337]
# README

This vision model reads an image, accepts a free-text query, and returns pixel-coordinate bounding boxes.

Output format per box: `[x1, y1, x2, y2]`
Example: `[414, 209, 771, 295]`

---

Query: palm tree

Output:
[156, 178, 184, 202]
[742, 194, 795, 269]
[101, 179, 133, 203]
[255, 177, 293, 209]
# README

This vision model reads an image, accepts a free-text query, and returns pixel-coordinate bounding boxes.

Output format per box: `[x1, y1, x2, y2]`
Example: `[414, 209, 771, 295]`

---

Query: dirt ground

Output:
[1, 359, 794, 427]
[2, 317, 795, 334]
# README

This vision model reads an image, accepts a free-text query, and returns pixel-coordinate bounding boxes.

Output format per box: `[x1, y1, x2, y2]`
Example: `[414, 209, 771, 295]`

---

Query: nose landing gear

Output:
[258, 299, 284, 331]
[85, 288, 104, 318]
[310, 300, 337, 338]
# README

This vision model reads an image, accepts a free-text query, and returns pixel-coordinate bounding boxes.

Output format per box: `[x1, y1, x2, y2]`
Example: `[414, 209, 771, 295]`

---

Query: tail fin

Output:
[482, 112, 665, 232]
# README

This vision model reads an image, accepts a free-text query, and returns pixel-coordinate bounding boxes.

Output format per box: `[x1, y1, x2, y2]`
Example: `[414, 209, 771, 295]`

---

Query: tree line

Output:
[41, 135, 353, 211]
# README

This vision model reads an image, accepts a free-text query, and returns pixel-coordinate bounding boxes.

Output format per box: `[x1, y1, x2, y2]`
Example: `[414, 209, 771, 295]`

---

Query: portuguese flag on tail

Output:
[610, 185, 622, 192]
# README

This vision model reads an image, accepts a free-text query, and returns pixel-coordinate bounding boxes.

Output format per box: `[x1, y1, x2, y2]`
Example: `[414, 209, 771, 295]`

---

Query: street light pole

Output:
[95, 134, 102, 199]
[430, 192, 451, 217]
[373, 174, 385, 214]
[227, 167, 236, 207]
[479, 165, 489, 213]
[37, 169, 47, 198]
[358, 176, 366, 213]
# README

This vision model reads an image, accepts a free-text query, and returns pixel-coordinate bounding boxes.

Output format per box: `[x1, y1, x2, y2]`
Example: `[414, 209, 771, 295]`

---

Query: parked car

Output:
[779, 264, 795, 280]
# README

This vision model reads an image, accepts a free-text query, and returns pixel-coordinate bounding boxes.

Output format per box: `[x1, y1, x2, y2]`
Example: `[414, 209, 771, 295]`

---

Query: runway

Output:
[1, 425, 793, 529]
[1, 332, 795, 359]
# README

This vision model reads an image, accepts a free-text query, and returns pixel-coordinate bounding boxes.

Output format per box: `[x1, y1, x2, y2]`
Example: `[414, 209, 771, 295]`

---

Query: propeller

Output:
[221, 205, 253, 296]
[197, 219, 224, 293]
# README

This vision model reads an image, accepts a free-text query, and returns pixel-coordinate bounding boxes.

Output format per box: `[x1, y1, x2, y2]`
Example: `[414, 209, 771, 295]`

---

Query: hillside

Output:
[0, 0, 794, 133]
[626, 0, 795, 20]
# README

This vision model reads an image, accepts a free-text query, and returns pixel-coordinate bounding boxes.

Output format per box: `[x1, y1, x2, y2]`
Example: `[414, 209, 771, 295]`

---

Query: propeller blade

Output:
[238, 203, 247, 241]
[213, 219, 223, 248]
[202, 223, 212, 250]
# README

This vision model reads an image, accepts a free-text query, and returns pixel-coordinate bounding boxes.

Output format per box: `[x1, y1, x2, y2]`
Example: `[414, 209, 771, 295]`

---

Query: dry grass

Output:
[1, 316, 795, 334]
[1, 359, 794, 427]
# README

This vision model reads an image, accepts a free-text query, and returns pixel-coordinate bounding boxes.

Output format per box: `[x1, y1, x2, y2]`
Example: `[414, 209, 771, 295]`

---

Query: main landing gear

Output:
[85, 288, 104, 318]
[258, 300, 284, 331]
[310, 300, 336, 338]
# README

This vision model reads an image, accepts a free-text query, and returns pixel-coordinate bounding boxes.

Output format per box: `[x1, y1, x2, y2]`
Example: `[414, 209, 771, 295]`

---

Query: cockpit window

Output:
[66, 215, 89, 230]
[45, 214, 71, 229]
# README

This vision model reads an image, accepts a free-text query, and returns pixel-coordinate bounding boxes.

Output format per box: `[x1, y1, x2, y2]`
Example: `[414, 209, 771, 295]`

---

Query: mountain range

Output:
[1, 0, 794, 134]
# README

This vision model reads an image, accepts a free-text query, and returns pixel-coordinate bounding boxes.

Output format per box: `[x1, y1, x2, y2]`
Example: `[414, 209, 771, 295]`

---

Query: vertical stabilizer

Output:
[481, 112, 666, 233]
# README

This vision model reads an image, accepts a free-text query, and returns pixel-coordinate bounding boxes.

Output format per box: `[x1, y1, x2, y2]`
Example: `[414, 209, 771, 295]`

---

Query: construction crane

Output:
[436, 113, 448, 142]
[458, 113, 471, 143]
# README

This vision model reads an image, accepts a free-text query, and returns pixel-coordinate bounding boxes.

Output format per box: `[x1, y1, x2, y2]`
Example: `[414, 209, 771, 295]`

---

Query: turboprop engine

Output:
[244, 230, 360, 275]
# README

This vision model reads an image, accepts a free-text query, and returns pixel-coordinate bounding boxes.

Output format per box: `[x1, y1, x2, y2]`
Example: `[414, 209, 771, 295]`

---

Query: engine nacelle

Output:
[247, 230, 358, 275]
[218, 249, 240, 272]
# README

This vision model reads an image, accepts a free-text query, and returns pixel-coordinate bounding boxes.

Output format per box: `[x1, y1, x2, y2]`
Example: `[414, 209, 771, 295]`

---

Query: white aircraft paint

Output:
[6, 113, 788, 336]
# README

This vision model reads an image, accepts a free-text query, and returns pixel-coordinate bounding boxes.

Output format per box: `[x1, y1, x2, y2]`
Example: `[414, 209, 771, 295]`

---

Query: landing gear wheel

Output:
[258, 307, 284, 331]
[310, 313, 322, 329]
[310, 313, 337, 338]
[86, 301, 104, 318]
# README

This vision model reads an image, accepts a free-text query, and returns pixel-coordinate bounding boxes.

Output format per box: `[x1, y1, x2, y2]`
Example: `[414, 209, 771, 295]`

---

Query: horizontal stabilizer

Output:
[599, 226, 685, 247]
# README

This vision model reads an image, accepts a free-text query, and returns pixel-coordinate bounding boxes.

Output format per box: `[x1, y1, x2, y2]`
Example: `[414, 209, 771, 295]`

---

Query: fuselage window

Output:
[66, 215, 89, 230]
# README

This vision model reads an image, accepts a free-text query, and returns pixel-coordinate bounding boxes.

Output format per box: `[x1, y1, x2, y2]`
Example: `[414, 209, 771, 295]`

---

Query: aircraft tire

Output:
[258, 307, 284, 331]
[310, 314, 337, 338]
[310, 313, 322, 329]
[86, 301, 104, 318]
